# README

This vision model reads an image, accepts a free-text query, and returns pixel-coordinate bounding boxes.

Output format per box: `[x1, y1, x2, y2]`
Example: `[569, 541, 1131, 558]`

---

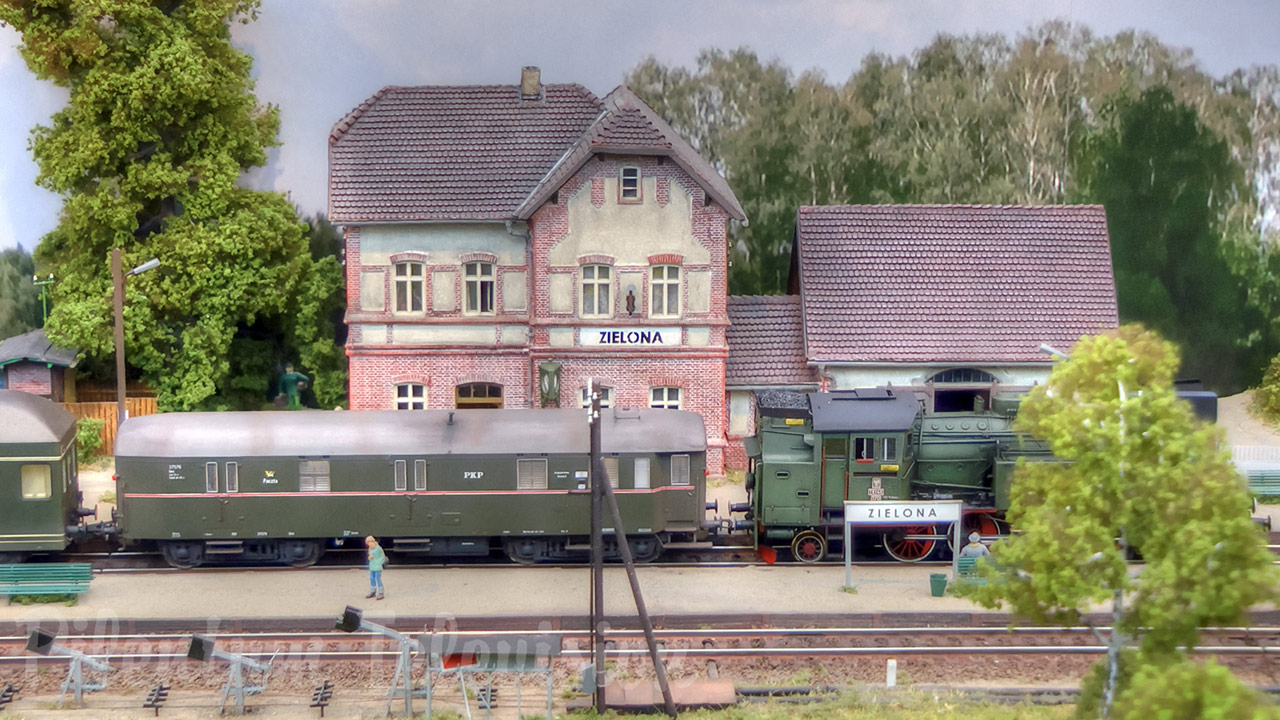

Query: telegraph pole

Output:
[587, 380, 677, 718]
[588, 379, 606, 713]
[32, 273, 54, 325]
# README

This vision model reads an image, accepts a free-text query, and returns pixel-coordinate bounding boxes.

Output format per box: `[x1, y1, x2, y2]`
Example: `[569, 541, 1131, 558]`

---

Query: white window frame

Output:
[633, 457, 651, 490]
[650, 265, 680, 318]
[226, 462, 239, 493]
[671, 454, 691, 486]
[394, 460, 407, 492]
[620, 166, 641, 202]
[599, 456, 619, 489]
[396, 383, 426, 410]
[881, 438, 898, 462]
[580, 264, 612, 318]
[300, 459, 331, 493]
[464, 261, 496, 315]
[414, 459, 427, 491]
[394, 261, 425, 314]
[650, 386, 681, 410]
[579, 386, 613, 409]
[516, 458, 548, 490]
[205, 462, 218, 493]
[21, 464, 51, 500]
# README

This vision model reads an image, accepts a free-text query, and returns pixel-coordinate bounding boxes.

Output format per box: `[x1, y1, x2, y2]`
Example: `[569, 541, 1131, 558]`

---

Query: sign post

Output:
[842, 500, 963, 589]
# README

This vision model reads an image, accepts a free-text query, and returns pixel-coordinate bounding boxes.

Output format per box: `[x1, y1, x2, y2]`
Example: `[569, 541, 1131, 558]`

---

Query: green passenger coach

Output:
[115, 406, 710, 568]
[0, 390, 82, 561]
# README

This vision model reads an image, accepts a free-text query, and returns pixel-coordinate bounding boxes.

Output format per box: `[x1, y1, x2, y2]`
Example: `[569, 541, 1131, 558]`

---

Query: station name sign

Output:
[580, 327, 681, 347]
[843, 500, 962, 526]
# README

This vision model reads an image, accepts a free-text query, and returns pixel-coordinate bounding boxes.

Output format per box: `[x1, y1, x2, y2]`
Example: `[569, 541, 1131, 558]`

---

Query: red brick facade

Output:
[336, 79, 743, 473]
[5, 362, 53, 396]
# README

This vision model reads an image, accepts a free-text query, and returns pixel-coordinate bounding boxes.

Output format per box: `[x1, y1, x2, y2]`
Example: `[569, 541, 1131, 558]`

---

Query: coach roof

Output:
[0, 390, 76, 446]
[116, 407, 706, 458]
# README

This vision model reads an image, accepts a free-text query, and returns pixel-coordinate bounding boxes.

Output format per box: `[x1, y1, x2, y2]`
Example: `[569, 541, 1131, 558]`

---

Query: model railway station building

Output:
[329, 68, 1119, 474]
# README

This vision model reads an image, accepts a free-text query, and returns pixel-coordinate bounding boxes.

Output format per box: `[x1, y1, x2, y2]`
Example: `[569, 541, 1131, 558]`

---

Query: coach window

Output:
[396, 383, 426, 410]
[394, 460, 407, 492]
[300, 460, 331, 492]
[516, 458, 548, 490]
[650, 386, 681, 410]
[634, 457, 651, 489]
[204, 462, 218, 493]
[598, 456, 619, 489]
[464, 261, 495, 315]
[670, 454, 691, 486]
[414, 459, 427, 491]
[20, 464, 51, 500]
[579, 386, 613, 409]
[580, 265, 612, 318]
[650, 265, 680, 318]
[226, 462, 239, 493]
[394, 262, 424, 313]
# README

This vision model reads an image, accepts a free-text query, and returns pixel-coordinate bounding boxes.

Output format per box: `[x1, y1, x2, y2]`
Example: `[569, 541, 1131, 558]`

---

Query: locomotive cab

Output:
[747, 389, 923, 561]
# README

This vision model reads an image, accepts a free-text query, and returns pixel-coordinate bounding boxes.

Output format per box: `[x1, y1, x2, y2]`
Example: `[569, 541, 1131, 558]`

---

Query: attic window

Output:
[620, 167, 641, 202]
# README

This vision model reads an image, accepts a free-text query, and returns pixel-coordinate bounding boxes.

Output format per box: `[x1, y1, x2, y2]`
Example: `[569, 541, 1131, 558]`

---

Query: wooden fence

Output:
[59, 397, 160, 457]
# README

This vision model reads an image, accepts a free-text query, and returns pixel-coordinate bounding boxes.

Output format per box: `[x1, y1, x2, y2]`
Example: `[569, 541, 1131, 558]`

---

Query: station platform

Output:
[0, 563, 1008, 628]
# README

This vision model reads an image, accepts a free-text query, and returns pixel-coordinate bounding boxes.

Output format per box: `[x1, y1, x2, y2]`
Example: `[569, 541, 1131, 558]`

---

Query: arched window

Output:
[393, 262, 424, 313]
[929, 368, 997, 384]
[929, 368, 997, 412]
[456, 382, 503, 409]
[395, 383, 426, 410]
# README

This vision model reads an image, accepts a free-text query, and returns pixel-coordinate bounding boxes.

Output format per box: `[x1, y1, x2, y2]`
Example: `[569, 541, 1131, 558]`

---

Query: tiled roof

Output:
[0, 329, 77, 368]
[796, 205, 1118, 364]
[330, 82, 746, 224]
[726, 295, 816, 386]
[516, 86, 746, 221]
[329, 84, 604, 222]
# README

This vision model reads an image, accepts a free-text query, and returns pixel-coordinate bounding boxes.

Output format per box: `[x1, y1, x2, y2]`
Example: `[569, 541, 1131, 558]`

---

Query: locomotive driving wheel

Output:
[882, 525, 937, 562]
[790, 530, 827, 563]
[946, 514, 1001, 553]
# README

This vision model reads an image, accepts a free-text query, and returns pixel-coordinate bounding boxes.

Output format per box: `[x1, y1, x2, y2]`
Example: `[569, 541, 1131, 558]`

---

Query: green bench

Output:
[0, 563, 93, 602]
[1245, 470, 1280, 497]
[954, 557, 987, 587]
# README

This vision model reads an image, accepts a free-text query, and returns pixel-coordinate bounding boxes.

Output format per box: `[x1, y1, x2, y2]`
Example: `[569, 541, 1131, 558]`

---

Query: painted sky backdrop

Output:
[3, 0, 1279, 252]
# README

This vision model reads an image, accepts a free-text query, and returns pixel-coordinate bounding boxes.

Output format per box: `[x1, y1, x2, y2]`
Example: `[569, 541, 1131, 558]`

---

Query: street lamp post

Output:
[112, 249, 160, 426]
[32, 273, 54, 325]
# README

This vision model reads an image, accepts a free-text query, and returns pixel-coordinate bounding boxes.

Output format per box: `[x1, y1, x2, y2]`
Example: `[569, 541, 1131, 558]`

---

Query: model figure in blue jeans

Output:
[365, 536, 386, 600]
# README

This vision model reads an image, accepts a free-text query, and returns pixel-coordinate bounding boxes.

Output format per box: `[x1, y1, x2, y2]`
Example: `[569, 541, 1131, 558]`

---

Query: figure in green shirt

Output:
[365, 536, 386, 600]
[277, 364, 309, 410]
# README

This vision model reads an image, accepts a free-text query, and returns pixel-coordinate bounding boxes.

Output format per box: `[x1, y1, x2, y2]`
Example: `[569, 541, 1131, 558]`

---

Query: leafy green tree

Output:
[1112, 657, 1279, 720]
[965, 326, 1278, 717]
[0, 247, 42, 338]
[1074, 87, 1270, 392]
[0, 0, 345, 410]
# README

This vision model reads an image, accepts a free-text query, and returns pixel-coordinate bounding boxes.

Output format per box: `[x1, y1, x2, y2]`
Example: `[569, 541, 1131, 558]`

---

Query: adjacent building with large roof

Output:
[330, 68, 746, 472]
[723, 204, 1119, 468]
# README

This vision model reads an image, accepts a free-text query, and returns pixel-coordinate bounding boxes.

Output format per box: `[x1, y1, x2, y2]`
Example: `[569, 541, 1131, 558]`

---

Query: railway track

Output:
[0, 625, 1276, 666]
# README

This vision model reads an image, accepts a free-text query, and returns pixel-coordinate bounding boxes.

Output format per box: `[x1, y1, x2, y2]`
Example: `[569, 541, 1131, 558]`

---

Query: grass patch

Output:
[8, 594, 78, 606]
[580, 691, 1073, 719]
[97, 490, 116, 505]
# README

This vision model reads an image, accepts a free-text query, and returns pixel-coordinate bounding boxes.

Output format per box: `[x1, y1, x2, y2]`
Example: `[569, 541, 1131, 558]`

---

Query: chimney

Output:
[520, 66, 541, 100]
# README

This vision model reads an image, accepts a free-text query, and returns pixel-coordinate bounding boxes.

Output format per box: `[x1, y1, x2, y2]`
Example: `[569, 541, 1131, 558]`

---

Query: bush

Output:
[1252, 352, 1280, 422]
[1113, 657, 1278, 720]
[75, 417, 105, 460]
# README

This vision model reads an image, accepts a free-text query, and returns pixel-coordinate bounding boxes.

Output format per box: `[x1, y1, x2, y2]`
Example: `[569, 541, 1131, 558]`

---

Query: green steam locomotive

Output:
[737, 388, 1053, 562]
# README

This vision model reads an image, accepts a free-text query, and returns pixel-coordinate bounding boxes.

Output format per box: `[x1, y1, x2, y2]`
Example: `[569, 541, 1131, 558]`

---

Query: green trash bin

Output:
[929, 573, 948, 597]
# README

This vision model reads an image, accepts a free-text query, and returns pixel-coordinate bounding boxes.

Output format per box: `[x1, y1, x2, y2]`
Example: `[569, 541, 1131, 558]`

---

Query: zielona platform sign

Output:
[843, 500, 962, 526]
